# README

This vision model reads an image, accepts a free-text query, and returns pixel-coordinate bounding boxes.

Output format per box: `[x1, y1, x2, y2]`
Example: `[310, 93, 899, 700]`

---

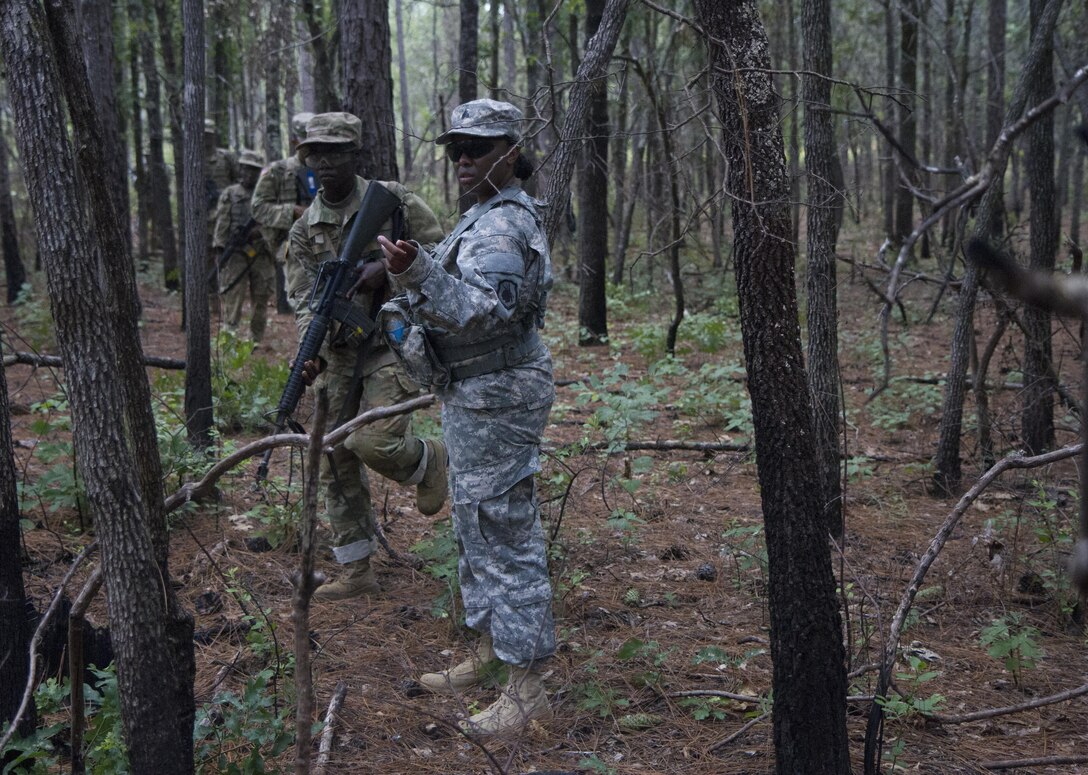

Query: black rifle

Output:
[256, 182, 402, 482]
[207, 216, 259, 287]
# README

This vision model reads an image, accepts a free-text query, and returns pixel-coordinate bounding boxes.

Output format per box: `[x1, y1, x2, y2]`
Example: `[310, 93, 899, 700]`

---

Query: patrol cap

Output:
[290, 111, 315, 140]
[436, 99, 524, 145]
[238, 149, 265, 169]
[297, 112, 362, 151]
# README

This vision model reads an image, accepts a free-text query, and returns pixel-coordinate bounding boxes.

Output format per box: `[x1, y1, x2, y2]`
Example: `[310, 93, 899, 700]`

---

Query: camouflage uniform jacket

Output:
[205, 147, 238, 218]
[392, 182, 554, 410]
[251, 153, 317, 262]
[213, 183, 270, 256]
[286, 176, 444, 375]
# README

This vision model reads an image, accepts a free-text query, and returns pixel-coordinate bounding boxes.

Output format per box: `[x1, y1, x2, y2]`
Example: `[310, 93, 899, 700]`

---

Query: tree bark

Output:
[138, 0, 180, 290]
[0, 337, 35, 747]
[183, 0, 213, 448]
[394, 0, 412, 179]
[79, 0, 131, 258]
[459, 0, 479, 105]
[1021, 0, 1057, 455]
[1, 1, 195, 770]
[341, 0, 399, 180]
[576, 0, 610, 346]
[693, 2, 851, 771]
[541, 0, 629, 246]
[0, 96, 26, 304]
[300, 0, 338, 112]
[894, 0, 919, 244]
[931, 0, 1062, 501]
[127, 8, 151, 270]
[803, 0, 844, 538]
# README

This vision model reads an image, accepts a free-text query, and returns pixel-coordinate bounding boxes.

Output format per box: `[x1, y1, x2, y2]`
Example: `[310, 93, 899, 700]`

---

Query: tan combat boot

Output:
[416, 439, 448, 516]
[460, 665, 551, 736]
[313, 558, 380, 600]
[419, 635, 497, 694]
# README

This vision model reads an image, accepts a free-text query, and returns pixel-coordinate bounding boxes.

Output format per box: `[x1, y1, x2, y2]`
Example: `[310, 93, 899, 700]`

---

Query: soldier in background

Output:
[205, 119, 238, 292]
[251, 111, 317, 314]
[212, 150, 274, 342]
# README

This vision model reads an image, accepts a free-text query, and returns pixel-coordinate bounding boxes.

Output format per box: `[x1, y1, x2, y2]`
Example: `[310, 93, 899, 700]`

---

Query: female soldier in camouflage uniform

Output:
[379, 99, 555, 736]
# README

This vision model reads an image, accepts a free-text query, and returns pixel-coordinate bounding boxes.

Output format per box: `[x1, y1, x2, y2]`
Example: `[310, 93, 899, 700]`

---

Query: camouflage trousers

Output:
[220, 252, 275, 342]
[444, 400, 555, 667]
[320, 359, 425, 564]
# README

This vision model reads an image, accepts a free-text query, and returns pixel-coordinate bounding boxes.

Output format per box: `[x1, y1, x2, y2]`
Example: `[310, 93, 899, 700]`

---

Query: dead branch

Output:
[313, 680, 348, 775]
[982, 754, 1088, 770]
[707, 711, 769, 753]
[4, 350, 185, 370]
[163, 394, 436, 512]
[873, 56, 1088, 396]
[0, 540, 97, 753]
[669, 689, 762, 704]
[926, 680, 1088, 725]
[878, 443, 1083, 711]
[68, 566, 103, 775]
[293, 388, 327, 775]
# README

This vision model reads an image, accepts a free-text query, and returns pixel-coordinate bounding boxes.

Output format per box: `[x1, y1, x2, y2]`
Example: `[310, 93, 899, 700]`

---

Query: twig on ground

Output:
[313, 680, 348, 775]
[926, 680, 1088, 725]
[3, 350, 186, 370]
[982, 754, 1088, 770]
[707, 711, 769, 752]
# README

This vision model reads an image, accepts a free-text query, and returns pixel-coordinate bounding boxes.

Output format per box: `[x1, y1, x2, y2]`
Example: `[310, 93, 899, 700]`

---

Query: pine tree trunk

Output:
[341, 0, 398, 180]
[803, 0, 843, 538]
[576, 0, 610, 346]
[694, 2, 851, 771]
[894, 0, 919, 244]
[459, 0, 479, 104]
[0, 100, 26, 304]
[1, 1, 195, 770]
[1021, 0, 1058, 455]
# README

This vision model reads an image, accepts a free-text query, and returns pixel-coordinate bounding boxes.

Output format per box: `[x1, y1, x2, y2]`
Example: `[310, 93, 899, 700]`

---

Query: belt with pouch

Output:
[433, 329, 542, 382]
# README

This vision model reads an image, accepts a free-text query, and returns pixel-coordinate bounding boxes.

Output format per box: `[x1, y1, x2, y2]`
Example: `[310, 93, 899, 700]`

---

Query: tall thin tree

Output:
[693, 1, 851, 771]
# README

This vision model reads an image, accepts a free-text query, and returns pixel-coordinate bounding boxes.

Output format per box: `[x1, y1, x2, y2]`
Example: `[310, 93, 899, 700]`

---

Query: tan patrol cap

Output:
[290, 112, 316, 140]
[238, 149, 265, 169]
[296, 112, 362, 151]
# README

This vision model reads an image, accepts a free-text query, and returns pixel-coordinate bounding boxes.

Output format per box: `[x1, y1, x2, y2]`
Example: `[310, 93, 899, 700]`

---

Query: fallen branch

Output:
[313, 680, 348, 775]
[164, 394, 436, 512]
[982, 754, 1088, 770]
[707, 711, 769, 752]
[864, 443, 1083, 772]
[926, 680, 1088, 725]
[4, 350, 185, 370]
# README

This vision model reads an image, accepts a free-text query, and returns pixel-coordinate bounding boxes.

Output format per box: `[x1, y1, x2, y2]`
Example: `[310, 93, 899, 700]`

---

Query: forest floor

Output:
[8, 223, 1088, 774]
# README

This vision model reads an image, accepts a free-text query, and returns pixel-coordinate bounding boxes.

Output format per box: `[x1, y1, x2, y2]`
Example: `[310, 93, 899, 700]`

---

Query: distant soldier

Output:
[251, 111, 317, 313]
[205, 119, 238, 290]
[212, 150, 274, 342]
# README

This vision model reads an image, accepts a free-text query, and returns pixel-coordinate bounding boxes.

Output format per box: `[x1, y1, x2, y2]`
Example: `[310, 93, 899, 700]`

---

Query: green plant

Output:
[607, 508, 646, 549]
[672, 362, 751, 436]
[979, 613, 1044, 687]
[867, 379, 941, 431]
[616, 637, 673, 688]
[572, 680, 630, 719]
[721, 520, 768, 591]
[194, 667, 298, 774]
[578, 753, 618, 775]
[679, 695, 730, 721]
[19, 396, 88, 524]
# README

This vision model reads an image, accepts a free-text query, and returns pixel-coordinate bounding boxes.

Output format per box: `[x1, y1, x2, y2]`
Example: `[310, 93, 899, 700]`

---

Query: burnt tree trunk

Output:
[0, 326, 34, 745]
[694, 1, 851, 772]
[0, 102, 26, 304]
[1, 1, 195, 771]
[341, 0, 399, 180]
[1021, 0, 1058, 455]
[803, 0, 843, 538]
[576, 0, 610, 346]
[459, 0, 479, 104]
[182, 0, 212, 448]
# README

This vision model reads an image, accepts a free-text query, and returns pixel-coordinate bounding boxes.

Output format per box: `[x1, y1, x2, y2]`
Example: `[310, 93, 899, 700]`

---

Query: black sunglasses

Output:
[445, 138, 499, 162]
